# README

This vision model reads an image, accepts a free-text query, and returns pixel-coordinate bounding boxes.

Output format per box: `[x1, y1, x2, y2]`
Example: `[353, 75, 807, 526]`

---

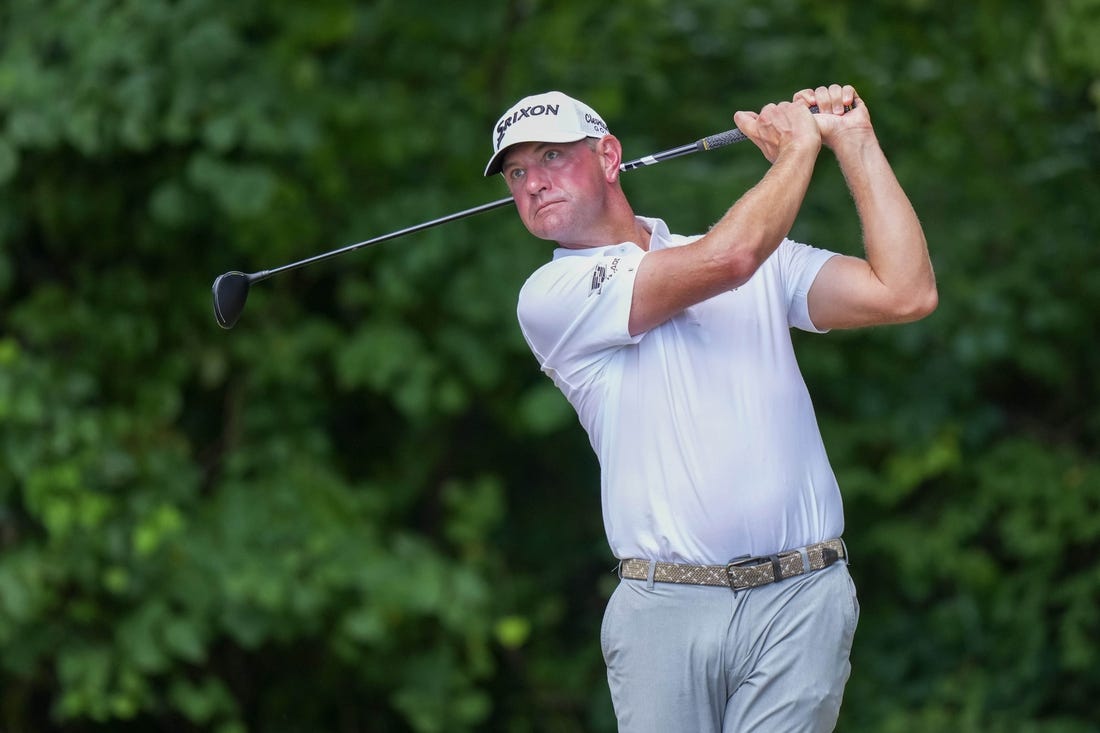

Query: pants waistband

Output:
[619, 538, 847, 591]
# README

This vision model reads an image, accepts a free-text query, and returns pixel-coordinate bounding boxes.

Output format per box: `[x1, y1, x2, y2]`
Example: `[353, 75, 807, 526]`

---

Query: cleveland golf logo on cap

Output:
[585, 113, 609, 136]
[484, 91, 610, 176]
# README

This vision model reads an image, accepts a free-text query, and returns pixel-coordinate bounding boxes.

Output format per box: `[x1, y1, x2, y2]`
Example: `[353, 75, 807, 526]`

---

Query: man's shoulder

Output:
[519, 242, 645, 315]
[522, 247, 605, 296]
[519, 254, 590, 309]
[524, 249, 598, 284]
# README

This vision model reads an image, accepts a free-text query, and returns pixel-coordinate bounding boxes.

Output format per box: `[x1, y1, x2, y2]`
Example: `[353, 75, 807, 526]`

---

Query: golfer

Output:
[485, 85, 936, 732]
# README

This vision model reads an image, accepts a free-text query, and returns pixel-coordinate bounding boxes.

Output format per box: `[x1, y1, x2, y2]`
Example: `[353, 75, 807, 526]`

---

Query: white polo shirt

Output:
[517, 216, 844, 564]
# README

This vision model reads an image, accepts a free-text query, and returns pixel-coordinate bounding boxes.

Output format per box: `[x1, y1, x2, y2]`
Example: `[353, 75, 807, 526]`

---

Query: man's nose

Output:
[524, 166, 550, 194]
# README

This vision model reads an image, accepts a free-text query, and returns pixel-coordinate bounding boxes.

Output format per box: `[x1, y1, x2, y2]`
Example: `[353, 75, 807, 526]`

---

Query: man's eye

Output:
[545, 150, 560, 161]
[508, 168, 525, 181]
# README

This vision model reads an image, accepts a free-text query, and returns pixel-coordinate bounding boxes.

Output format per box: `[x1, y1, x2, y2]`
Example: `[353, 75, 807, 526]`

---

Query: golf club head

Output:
[212, 271, 251, 329]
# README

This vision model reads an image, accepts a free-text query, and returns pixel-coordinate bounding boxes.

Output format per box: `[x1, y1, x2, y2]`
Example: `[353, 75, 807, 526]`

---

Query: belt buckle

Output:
[725, 555, 769, 591]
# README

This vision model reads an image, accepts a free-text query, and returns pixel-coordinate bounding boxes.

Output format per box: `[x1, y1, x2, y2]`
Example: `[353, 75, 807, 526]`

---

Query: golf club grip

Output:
[699, 102, 855, 152]
[700, 128, 748, 150]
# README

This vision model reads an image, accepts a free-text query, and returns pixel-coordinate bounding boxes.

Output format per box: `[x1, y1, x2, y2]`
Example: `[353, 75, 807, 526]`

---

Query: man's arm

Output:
[802, 85, 938, 330]
[627, 100, 824, 336]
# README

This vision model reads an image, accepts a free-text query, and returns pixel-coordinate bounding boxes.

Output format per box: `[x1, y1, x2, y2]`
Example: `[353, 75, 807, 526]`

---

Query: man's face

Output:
[500, 139, 612, 247]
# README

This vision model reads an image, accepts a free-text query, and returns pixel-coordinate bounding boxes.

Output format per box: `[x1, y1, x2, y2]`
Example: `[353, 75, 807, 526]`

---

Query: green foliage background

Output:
[1, 0, 1098, 731]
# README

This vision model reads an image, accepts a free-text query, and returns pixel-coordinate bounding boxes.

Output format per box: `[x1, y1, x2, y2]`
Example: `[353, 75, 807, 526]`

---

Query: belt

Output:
[619, 538, 846, 591]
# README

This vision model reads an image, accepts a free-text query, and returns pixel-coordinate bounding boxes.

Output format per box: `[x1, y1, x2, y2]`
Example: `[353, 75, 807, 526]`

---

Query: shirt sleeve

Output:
[517, 247, 647, 390]
[779, 238, 839, 333]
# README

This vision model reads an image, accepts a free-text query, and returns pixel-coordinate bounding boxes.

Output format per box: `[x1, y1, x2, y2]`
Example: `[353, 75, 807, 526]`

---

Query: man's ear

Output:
[597, 135, 623, 183]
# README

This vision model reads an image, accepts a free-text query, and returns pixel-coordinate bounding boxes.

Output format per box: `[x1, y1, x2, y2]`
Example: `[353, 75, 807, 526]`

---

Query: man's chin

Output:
[524, 220, 564, 243]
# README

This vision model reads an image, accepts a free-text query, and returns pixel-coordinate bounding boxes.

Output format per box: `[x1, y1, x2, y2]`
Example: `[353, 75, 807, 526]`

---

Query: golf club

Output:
[212, 104, 845, 329]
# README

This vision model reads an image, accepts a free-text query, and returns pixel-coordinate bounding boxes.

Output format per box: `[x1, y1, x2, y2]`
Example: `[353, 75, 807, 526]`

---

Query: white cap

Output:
[483, 91, 610, 176]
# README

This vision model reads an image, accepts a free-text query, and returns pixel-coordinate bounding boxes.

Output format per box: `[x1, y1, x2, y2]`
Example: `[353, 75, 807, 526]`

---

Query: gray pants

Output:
[601, 561, 859, 732]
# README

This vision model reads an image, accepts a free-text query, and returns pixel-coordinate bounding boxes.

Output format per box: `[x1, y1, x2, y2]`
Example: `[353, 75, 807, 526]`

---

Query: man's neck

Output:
[558, 216, 652, 252]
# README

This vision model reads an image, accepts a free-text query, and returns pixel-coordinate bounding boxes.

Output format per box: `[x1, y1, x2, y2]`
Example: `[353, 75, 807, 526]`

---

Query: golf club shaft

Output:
[240, 123, 767, 284]
[248, 196, 515, 284]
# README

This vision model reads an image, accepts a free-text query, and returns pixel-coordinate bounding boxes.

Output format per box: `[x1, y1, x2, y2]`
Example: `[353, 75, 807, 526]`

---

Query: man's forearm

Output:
[701, 140, 821, 285]
[835, 133, 937, 315]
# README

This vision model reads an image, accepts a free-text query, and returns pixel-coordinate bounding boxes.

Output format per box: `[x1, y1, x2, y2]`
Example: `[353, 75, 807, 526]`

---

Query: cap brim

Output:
[483, 132, 590, 177]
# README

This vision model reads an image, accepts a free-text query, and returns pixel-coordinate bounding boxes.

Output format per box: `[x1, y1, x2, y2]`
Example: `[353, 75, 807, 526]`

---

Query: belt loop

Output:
[840, 538, 851, 566]
[768, 554, 783, 583]
[797, 547, 811, 575]
[645, 560, 657, 589]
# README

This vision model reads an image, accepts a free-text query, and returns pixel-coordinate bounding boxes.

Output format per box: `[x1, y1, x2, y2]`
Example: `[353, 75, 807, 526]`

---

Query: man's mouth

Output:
[534, 200, 564, 217]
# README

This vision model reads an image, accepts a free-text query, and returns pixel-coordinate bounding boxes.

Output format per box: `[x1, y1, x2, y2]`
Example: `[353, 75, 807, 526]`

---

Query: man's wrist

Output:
[829, 129, 881, 164]
[776, 136, 823, 165]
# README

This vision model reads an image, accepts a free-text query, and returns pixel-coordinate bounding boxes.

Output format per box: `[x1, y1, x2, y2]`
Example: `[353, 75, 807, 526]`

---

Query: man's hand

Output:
[792, 84, 873, 150]
[733, 100, 822, 164]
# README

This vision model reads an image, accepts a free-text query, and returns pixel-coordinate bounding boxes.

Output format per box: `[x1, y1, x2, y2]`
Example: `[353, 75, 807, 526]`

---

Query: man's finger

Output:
[733, 110, 758, 135]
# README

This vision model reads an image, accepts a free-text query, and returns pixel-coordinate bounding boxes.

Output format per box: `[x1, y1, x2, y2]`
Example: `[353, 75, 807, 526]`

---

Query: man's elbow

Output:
[720, 247, 767, 289]
[894, 284, 939, 323]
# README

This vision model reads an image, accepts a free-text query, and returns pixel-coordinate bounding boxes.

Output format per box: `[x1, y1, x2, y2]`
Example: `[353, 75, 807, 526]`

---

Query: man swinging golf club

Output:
[486, 84, 937, 732]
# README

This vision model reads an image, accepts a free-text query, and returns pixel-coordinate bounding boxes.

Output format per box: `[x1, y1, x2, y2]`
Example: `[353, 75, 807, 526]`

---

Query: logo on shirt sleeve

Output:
[588, 257, 621, 297]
